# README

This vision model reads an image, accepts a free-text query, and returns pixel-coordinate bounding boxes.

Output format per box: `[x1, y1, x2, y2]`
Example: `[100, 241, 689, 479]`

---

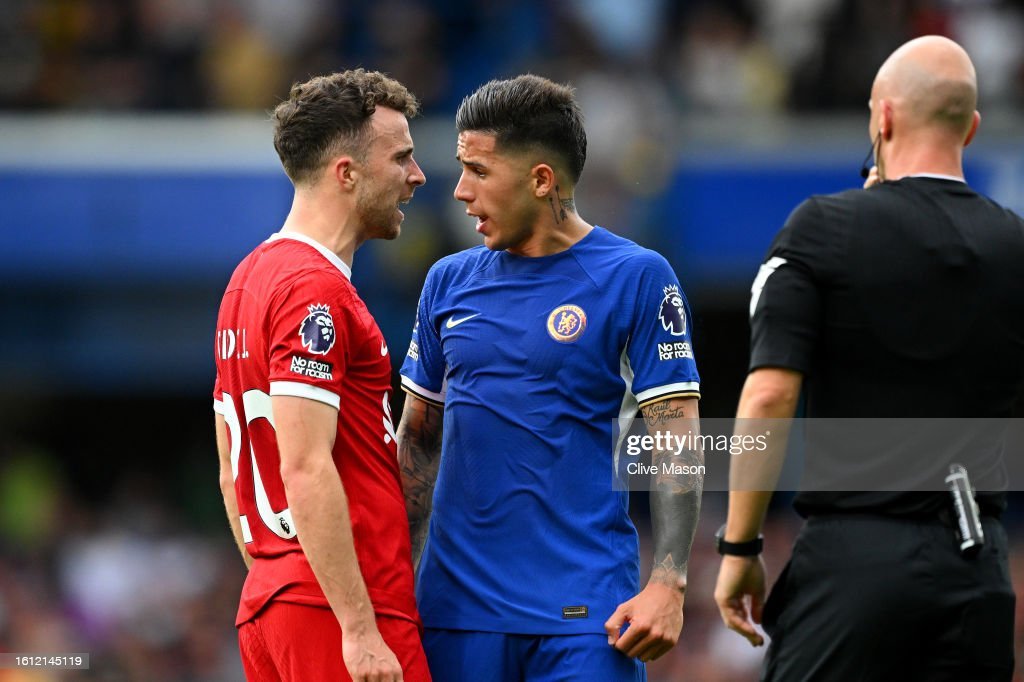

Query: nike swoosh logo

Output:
[446, 313, 481, 329]
[380, 341, 388, 356]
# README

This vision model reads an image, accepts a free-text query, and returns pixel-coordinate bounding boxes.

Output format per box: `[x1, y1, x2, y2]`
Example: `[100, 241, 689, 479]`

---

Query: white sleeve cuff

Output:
[400, 375, 445, 405]
[269, 381, 341, 410]
[634, 381, 701, 406]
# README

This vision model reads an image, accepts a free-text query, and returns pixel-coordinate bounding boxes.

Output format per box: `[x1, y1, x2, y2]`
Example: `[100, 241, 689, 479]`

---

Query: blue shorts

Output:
[423, 628, 646, 682]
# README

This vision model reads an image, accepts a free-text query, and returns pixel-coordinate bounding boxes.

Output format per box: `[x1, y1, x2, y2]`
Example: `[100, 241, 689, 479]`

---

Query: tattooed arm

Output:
[605, 397, 702, 662]
[396, 392, 444, 569]
[646, 398, 703, 591]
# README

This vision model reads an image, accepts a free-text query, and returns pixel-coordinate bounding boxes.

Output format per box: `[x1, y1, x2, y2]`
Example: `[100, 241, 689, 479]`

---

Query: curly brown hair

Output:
[272, 69, 419, 185]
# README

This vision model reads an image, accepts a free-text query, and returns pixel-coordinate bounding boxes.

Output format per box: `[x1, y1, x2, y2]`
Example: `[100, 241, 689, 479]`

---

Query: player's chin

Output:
[373, 214, 403, 241]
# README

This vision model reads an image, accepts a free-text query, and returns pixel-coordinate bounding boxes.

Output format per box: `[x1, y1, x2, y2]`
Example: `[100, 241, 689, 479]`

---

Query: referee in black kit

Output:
[713, 36, 1024, 681]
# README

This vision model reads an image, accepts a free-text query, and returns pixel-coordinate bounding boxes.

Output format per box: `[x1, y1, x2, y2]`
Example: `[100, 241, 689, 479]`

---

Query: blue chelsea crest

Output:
[658, 285, 687, 336]
[547, 304, 587, 343]
[299, 303, 336, 355]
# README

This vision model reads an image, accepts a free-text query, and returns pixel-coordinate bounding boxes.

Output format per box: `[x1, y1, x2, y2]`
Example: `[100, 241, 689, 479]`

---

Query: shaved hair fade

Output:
[456, 74, 587, 184]
[272, 69, 419, 185]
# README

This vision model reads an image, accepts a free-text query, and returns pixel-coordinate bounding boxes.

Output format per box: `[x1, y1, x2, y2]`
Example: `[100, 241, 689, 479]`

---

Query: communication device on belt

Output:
[945, 464, 984, 558]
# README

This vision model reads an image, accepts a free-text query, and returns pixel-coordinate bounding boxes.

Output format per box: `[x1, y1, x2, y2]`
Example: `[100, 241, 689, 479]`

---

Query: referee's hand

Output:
[863, 165, 881, 189]
[714, 555, 766, 647]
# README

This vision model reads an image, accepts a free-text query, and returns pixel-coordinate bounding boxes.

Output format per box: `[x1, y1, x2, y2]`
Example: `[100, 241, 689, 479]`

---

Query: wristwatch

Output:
[714, 524, 763, 556]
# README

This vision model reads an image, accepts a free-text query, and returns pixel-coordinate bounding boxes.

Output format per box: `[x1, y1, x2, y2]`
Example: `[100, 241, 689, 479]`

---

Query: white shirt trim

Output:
[213, 398, 225, 414]
[239, 516, 253, 544]
[613, 344, 639, 483]
[269, 380, 341, 410]
[910, 173, 965, 183]
[634, 381, 701, 405]
[401, 375, 445, 404]
[268, 231, 352, 280]
[750, 256, 788, 319]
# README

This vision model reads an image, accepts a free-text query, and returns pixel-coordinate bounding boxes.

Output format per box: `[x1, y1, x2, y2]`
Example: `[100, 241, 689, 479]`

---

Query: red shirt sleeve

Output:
[213, 373, 224, 413]
[266, 272, 357, 410]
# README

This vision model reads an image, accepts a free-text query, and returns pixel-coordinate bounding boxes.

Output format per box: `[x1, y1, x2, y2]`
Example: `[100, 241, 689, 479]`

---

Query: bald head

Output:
[872, 36, 977, 138]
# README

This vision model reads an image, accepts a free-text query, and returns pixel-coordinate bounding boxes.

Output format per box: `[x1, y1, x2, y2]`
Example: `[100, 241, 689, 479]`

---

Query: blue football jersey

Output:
[400, 226, 700, 635]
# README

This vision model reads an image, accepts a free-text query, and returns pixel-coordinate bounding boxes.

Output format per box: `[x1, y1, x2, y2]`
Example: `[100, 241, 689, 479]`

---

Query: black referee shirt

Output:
[750, 176, 1024, 516]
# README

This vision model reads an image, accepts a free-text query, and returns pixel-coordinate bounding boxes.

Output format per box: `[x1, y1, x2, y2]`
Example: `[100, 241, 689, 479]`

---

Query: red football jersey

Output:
[213, 232, 417, 627]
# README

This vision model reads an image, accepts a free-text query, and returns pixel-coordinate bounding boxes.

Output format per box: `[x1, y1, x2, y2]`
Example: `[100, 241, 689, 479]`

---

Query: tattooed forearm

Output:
[643, 401, 686, 427]
[642, 398, 703, 591]
[396, 396, 444, 568]
[650, 453, 702, 590]
[652, 444, 704, 492]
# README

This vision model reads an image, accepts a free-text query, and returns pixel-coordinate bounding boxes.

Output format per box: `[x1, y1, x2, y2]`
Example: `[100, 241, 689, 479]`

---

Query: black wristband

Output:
[715, 524, 763, 556]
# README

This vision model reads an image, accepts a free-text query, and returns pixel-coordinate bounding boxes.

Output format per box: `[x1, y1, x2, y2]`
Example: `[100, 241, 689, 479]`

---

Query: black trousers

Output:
[761, 515, 1015, 682]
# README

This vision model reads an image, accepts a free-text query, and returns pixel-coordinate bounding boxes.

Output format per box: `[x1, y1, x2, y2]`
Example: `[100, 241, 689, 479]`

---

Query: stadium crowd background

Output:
[1, 0, 1023, 680]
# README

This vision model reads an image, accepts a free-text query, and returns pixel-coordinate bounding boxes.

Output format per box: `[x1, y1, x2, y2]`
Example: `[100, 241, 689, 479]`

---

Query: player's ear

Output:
[332, 156, 357, 192]
[531, 163, 556, 198]
[963, 110, 980, 147]
[880, 100, 894, 141]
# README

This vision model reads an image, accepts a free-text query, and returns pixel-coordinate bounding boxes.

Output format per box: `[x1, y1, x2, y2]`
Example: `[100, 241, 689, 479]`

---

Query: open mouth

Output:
[396, 196, 413, 220]
[468, 212, 488, 233]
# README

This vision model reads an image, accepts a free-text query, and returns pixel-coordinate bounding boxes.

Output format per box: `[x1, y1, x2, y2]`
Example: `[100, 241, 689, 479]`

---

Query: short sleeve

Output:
[749, 198, 825, 373]
[213, 373, 224, 414]
[627, 253, 702, 408]
[266, 274, 355, 410]
[400, 265, 446, 405]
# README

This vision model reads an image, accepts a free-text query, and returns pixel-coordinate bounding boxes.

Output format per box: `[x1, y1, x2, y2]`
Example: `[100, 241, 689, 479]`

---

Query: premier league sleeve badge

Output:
[658, 285, 687, 336]
[299, 304, 337, 355]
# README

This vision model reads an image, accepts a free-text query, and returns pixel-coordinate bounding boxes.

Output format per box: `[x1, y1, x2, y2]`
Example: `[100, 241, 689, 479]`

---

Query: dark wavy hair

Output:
[456, 74, 587, 183]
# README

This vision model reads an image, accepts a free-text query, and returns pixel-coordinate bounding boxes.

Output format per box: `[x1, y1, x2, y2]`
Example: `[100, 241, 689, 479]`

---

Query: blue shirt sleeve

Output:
[400, 263, 446, 404]
[626, 253, 701, 407]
